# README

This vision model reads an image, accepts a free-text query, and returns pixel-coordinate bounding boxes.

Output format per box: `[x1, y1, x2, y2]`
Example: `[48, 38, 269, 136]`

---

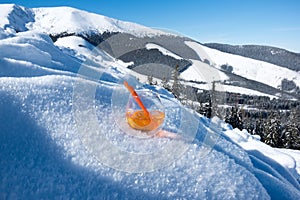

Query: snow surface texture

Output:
[1, 4, 300, 199]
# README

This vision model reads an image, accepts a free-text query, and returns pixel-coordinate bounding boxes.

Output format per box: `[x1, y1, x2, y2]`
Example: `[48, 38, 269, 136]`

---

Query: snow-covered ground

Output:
[1, 4, 300, 199]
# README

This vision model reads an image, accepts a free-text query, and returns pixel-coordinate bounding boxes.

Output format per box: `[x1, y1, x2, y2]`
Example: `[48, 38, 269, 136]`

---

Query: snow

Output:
[0, 4, 171, 38]
[55, 36, 95, 55]
[28, 6, 170, 38]
[0, 4, 34, 33]
[217, 84, 278, 99]
[181, 59, 229, 84]
[277, 149, 300, 175]
[224, 128, 300, 198]
[0, 3, 174, 37]
[185, 41, 300, 89]
[1, 4, 300, 199]
[0, 3, 293, 99]
[179, 56, 275, 97]
[0, 4, 13, 27]
[0, 31, 81, 77]
[186, 81, 278, 99]
[146, 43, 183, 60]
[1, 75, 273, 199]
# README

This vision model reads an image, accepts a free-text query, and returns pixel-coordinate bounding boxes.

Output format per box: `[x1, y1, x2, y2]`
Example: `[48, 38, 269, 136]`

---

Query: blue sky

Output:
[1, 0, 300, 52]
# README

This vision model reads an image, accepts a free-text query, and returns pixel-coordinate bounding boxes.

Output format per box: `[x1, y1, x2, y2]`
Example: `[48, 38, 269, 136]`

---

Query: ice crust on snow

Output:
[1, 4, 300, 199]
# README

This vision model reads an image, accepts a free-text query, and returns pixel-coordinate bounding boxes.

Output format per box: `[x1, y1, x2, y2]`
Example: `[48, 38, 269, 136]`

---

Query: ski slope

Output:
[146, 43, 183, 60]
[184, 41, 300, 89]
[1, 4, 300, 199]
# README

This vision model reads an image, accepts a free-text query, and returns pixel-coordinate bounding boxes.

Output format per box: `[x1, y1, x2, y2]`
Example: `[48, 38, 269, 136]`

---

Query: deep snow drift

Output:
[1, 4, 300, 199]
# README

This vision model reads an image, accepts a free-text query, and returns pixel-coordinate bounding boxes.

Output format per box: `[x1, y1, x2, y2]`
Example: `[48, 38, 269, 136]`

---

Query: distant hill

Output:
[204, 43, 300, 72]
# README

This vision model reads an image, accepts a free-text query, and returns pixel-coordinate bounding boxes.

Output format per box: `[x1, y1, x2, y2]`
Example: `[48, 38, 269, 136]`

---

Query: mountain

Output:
[1, 4, 300, 199]
[1, 4, 299, 100]
[204, 43, 300, 72]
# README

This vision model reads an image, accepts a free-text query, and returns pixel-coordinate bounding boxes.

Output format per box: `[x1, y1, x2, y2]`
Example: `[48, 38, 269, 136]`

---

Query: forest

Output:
[147, 66, 300, 150]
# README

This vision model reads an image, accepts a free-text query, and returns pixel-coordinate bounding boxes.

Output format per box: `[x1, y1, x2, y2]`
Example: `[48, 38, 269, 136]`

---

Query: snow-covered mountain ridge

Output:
[0, 4, 170, 37]
[1, 4, 300, 199]
[1, 3, 299, 100]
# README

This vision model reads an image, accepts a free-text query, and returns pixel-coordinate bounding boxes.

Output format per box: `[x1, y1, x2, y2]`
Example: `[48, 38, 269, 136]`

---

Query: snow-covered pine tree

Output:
[282, 123, 300, 149]
[210, 81, 217, 118]
[225, 106, 243, 130]
[255, 118, 265, 141]
[263, 112, 283, 147]
[161, 77, 170, 91]
[206, 97, 212, 118]
[282, 108, 300, 149]
[171, 64, 181, 99]
[147, 75, 154, 85]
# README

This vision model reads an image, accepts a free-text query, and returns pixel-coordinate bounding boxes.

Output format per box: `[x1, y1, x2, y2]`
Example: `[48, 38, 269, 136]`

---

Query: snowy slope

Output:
[146, 43, 183, 60]
[31, 7, 170, 37]
[1, 4, 300, 199]
[185, 41, 300, 89]
[186, 81, 278, 99]
[0, 31, 81, 77]
[0, 4, 14, 29]
[0, 4, 169, 38]
[143, 42, 290, 98]
[0, 4, 34, 33]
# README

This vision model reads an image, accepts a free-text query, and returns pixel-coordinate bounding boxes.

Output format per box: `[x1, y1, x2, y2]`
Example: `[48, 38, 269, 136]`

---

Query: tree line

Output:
[147, 65, 300, 150]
